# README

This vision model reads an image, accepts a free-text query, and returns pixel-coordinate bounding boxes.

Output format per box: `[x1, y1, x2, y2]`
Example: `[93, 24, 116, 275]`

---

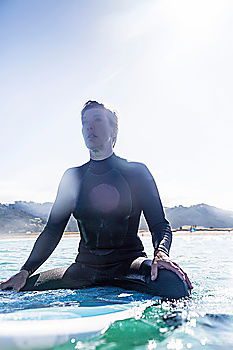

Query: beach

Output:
[0, 229, 233, 241]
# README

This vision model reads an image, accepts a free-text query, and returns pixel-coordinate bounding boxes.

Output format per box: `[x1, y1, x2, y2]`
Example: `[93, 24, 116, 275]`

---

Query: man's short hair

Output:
[81, 100, 118, 148]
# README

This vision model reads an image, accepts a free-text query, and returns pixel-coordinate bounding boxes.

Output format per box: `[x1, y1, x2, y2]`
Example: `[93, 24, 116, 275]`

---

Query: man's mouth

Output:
[88, 134, 97, 139]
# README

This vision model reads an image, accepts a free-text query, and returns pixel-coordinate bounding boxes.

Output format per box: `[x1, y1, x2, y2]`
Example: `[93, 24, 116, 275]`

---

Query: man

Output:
[0, 101, 192, 299]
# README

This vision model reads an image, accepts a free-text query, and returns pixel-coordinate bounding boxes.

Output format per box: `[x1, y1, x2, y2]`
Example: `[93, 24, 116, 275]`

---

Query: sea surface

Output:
[0, 233, 233, 349]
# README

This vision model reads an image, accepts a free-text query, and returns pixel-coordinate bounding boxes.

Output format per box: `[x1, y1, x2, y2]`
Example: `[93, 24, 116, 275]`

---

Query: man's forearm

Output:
[151, 220, 173, 257]
[20, 224, 64, 276]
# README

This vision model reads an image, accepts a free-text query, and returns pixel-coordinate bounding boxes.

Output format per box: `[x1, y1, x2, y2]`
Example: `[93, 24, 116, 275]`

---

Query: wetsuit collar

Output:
[88, 153, 118, 174]
[89, 152, 116, 162]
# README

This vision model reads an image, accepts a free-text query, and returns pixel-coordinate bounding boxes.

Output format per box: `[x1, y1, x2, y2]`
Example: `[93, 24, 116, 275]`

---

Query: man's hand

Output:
[0, 270, 29, 292]
[151, 251, 193, 290]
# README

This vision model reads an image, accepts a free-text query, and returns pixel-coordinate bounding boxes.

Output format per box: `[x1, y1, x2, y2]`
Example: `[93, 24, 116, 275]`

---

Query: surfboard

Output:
[0, 303, 147, 350]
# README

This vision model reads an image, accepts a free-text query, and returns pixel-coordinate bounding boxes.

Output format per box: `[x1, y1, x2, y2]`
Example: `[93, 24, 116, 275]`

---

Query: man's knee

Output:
[147, 268, 191, 299]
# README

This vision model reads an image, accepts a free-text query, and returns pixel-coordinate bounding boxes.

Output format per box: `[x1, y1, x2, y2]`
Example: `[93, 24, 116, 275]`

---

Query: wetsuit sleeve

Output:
[139, 164, 172, 257]
[20, 169, 76, 276]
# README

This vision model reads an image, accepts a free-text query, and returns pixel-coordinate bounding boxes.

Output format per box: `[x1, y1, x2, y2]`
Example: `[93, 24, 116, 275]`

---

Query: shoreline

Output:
[0, 229, 232, 241]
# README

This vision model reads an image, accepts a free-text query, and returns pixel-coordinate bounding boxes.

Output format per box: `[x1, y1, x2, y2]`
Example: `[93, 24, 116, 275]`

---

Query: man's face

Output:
[81, 107, 114, 150]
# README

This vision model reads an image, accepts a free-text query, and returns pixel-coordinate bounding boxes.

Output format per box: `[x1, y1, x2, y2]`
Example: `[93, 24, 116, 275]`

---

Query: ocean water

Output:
[0, 233, 233, 349]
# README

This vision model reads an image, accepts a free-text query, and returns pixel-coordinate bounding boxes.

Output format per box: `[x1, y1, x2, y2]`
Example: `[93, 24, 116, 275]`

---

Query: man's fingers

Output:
[158, 260, 194, 290]
[171, 261, 187, 274]
[153, 256, 194, 290]
[171, 261, 189, 279]
[184, 275, 193, 289]
[0, 280, 12, 290]
[0, 274, 26, 292]
[157, 260, 186, 281]
[0, 281, 8, 288]
[151, 261, 158, 281]
[158, 260, 185, 277]
[169, 261, 194, 289]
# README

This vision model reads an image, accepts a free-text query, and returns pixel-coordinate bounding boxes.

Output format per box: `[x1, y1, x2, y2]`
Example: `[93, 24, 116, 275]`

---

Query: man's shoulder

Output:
[116, 155, 149, 176]
[61, 162, 89, 184]
[65, 161, 89, 174]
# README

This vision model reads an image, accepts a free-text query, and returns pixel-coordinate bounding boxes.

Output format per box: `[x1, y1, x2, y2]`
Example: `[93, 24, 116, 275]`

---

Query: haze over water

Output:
[1, 0, 233, 212]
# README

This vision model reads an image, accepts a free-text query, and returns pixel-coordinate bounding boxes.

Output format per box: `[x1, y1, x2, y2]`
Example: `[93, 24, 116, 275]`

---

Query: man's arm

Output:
[20, 168, 77, 276]
[139, 164, 172, 257]
[138, 164, 193, 289]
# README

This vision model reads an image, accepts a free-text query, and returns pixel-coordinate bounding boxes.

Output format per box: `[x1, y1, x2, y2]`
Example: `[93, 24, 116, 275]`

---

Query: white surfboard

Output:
[0, 303, 149, 350]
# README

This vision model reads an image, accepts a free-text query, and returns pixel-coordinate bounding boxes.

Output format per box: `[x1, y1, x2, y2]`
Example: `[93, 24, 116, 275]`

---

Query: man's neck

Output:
[89, 148, 114, 161]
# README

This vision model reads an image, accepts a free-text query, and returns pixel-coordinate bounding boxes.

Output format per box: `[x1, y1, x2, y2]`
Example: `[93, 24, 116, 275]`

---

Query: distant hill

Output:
[0, 201, 78, 234]
[0, 201, 232, 234]
[165, 203, 233, 229]
[138, 203, 233, 230]
[8, 201, 52, 220]
[0, 203, 46, 234]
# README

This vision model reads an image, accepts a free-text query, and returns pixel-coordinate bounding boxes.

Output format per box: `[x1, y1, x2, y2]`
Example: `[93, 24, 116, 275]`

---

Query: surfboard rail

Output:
[0, 303, 145, 350]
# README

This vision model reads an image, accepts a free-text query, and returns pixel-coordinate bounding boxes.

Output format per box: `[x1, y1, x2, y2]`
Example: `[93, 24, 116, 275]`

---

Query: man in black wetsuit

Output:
[0, 101, 193, 299]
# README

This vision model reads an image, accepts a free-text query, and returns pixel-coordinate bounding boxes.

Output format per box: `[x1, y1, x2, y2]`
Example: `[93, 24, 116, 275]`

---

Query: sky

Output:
[1, 0, 233, 211]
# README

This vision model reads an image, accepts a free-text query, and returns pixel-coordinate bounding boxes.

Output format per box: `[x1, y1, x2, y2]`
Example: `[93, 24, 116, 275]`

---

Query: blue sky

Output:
[1, 0, 233, 211]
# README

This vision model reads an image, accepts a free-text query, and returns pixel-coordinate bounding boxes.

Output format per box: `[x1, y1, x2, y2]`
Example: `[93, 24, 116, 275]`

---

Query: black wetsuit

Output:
[20, 153, 190, 299]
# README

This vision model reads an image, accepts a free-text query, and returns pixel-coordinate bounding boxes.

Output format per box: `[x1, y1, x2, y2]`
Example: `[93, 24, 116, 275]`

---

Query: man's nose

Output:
[87, 123, 94, 131]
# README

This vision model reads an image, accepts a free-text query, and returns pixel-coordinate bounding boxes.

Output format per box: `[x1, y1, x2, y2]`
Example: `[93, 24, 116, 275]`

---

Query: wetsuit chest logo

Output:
[89, 183, 120, 213]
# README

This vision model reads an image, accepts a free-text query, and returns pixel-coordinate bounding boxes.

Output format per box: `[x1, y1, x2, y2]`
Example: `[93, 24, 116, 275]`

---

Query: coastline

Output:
[0, 229, 232, 241]
[140, 229, 233, 237]
[0, 232, 80, 241]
